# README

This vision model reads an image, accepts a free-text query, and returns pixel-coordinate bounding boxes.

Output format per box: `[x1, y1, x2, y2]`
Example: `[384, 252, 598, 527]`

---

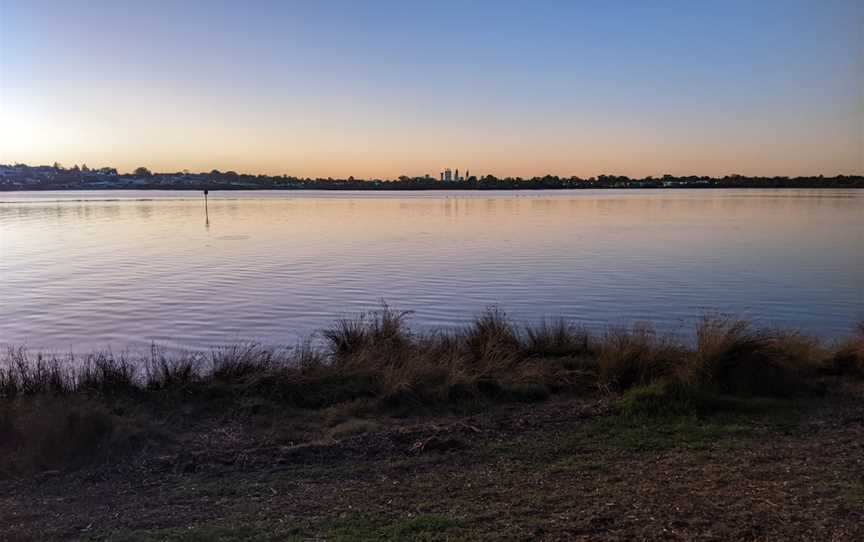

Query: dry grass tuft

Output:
[78, 353, 138, 394]
[322, 304, 413, 361]
[145, 347, 201, 390]
[0, 348, 71, 397]
[523, 319, 593, 358]
[463, 308, 521, 361]
[595, 323, 684, 391]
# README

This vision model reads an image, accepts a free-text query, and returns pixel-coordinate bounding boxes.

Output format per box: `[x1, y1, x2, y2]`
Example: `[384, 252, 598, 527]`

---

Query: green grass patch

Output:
[576, 391, 804, 453]
[617, 380, 781, 417]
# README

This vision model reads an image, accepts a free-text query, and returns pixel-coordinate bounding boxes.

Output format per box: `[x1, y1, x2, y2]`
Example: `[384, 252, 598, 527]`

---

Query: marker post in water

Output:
[203, 189, 209, 226]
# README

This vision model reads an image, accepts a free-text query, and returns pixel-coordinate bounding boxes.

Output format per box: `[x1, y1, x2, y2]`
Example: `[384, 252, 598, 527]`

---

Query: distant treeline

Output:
[1, 163, 862, 190]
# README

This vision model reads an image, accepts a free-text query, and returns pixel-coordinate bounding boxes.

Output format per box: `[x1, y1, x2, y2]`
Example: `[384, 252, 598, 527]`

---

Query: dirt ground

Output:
[2, 384, 863, 541]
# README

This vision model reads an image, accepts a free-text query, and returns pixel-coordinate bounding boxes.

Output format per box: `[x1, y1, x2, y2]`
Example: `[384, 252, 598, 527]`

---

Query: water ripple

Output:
[1, 189, 862, 351]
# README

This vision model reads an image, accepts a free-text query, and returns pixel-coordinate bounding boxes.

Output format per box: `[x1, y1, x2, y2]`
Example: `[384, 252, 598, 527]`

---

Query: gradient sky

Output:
[1, 0, 861, 178]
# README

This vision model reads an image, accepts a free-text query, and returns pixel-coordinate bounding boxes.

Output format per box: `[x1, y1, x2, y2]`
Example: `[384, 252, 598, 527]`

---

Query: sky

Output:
[0, 0, 861, 178]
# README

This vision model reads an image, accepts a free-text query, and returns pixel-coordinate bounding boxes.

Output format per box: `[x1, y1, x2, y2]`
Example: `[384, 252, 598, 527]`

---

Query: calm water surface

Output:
[1, 189, 862, 351]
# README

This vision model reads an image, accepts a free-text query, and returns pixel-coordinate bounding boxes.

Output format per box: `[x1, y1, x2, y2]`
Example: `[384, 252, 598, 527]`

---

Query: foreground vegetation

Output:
[2, 310, 863, 540]
[1, 310, 863, 472]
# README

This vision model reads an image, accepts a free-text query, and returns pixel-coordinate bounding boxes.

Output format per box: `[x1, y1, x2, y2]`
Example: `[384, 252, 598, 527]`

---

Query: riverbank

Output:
[2, 311, 863, 540]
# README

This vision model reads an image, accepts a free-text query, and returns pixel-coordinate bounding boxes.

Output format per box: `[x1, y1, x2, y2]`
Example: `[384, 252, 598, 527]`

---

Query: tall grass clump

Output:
[463, 308, 520, 362]
[523, 319, 593, 358]
[688, 315, 822, 397]
[595, 323, 684, 391]
[323, 304, 413, 361]
[1, 348, 72, 397]
[211, 342, 286, 380]
[145, 346, 201, 390]
[77, 353, 138, 394]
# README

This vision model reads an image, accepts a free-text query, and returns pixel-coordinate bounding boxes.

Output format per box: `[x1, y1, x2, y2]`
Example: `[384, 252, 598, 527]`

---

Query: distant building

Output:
[439, 167, 469, 181]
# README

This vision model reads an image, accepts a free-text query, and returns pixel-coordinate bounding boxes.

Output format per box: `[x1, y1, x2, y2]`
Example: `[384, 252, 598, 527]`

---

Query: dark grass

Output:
[0, 397, 164, 472]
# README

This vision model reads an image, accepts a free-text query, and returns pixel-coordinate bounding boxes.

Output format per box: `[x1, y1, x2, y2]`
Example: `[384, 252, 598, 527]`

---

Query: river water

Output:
[1, 189, 862, 351]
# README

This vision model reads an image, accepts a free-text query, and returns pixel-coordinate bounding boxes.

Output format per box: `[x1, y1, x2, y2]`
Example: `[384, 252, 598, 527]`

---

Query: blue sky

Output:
[1, 0, 861, 177]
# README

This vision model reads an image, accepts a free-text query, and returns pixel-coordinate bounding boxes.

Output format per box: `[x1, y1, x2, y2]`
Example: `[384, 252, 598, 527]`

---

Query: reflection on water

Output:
[1, 189, 862, 351]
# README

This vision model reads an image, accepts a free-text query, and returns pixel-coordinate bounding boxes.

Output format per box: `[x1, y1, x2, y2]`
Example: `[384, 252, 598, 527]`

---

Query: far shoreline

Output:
[3, 183, 864, 192]
[2, 163, 862, 191]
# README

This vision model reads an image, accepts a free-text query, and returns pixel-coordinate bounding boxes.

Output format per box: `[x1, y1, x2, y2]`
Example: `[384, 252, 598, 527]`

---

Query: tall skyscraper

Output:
[455, 168, 459, 181]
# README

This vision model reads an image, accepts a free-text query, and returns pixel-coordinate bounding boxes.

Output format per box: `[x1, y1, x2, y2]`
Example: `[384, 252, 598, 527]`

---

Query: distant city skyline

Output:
[1, 0, 861, 178]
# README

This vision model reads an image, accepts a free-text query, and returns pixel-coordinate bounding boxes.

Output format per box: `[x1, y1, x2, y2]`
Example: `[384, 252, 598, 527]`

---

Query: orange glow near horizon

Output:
[2, 95, 858, 179]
